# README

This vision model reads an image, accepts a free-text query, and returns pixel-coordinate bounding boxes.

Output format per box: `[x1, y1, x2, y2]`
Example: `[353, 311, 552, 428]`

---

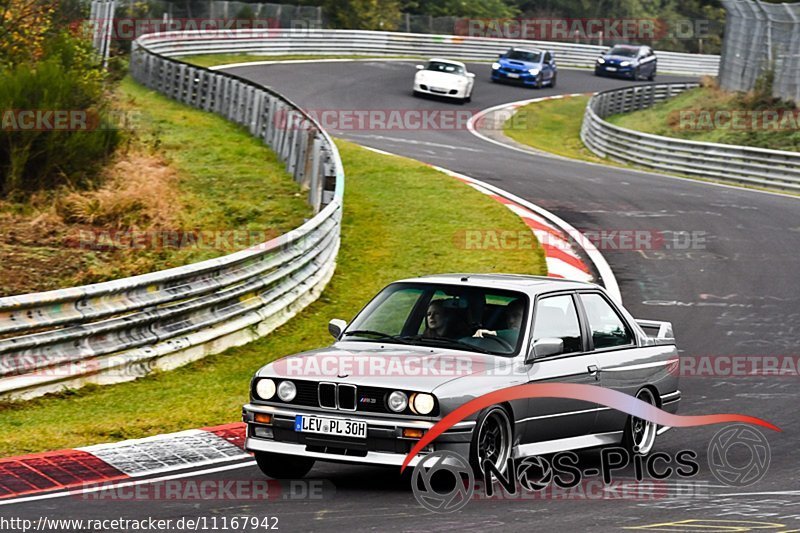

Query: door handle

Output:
[587, 365, 599, 377]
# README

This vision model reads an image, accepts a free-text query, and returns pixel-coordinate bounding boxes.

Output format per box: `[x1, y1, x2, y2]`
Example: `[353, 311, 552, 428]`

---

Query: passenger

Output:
[473, 299, 525, 346]
[423, 300, 451, 338]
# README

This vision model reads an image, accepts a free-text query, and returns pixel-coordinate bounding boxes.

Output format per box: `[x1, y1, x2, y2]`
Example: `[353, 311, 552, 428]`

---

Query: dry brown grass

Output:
[55, 151, 181, 230]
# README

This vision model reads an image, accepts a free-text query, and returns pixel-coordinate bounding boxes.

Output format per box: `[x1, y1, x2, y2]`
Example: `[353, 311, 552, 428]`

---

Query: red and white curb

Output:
[0, 423, 248, 503]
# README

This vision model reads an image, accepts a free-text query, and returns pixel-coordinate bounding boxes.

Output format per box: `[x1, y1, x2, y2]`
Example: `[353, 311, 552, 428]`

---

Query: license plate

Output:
[507, 73, 520, 79]
[605, 67, 617, 72]
[431, 87, 447, 93]
[295, 415, 367, 438]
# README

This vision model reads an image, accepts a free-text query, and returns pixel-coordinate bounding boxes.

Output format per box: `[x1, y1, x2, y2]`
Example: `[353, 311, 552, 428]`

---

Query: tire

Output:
[534, 73, 544, 89]
[254, 451, 315, 479]
[647, 69, 656, 81]
[622, 388, 658, 456]
[465, 91, 472, 104]
[412, 90, 421, 98]
[469, 406, 514, 479]
[633, 67, 641, 81]
[594, 68, 602, 77]
[550, 73, 557, 88]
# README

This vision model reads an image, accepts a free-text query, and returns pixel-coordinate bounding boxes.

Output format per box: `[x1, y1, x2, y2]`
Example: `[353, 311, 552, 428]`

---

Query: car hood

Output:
[416, 70, 465, 86]
[256, 342, 517, 393]
[498, 58, 540, 69]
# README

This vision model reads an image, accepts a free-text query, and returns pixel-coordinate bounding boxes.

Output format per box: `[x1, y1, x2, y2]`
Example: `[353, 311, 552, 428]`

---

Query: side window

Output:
[532, 295, 582, 354]
[544, 52, 552, 63]
[579, 293, 633, 350]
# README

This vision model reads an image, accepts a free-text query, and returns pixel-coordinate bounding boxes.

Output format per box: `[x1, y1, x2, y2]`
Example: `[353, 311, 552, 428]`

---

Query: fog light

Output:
[254, 413, 272, 425]
[403, 428, 424, 439]
[253, 426, 273, 439]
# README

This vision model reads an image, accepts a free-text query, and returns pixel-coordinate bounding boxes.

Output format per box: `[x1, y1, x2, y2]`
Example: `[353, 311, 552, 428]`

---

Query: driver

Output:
[473, 299, 525, 346]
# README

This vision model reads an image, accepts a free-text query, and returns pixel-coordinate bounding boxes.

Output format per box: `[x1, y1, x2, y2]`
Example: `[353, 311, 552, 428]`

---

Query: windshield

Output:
[506, 50, 541, 63]
[608, 46, 639, 57]
[343, 282, 529, 356]
[426, 61, 465, 75]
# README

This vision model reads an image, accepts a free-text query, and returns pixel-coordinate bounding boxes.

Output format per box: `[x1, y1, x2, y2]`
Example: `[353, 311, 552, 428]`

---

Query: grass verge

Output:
[0, 76, 310, 296]
[502, 95, 605, 163]
[0, 139, 545, 457]
[606, 86, 800, 152]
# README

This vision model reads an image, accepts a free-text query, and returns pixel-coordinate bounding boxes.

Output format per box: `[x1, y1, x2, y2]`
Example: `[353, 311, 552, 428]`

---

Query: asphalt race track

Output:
[7, 62, 800, 531]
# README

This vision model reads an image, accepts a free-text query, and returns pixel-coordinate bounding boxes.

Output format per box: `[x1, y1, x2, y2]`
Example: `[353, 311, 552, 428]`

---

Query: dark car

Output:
[595, 44, 657, 80]
[491, 47, 557, 89]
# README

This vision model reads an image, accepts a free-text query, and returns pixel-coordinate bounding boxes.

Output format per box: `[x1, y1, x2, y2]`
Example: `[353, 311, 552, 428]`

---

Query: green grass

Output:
[120, 76, 310, 258]
[607, 86, 800, 152]
[502, 95, 605, 163]
[0, 140, 545, 457]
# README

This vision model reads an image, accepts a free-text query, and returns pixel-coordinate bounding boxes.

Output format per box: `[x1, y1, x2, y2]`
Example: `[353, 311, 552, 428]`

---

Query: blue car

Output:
[491, 47, 557, 89]
[595, 44, 657, 80]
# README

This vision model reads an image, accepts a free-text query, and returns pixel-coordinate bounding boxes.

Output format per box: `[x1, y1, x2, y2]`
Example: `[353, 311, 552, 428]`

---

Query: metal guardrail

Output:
[0, 32, 344, 400]
[139, 28, 719, 76]
[581, 83, 800, 193]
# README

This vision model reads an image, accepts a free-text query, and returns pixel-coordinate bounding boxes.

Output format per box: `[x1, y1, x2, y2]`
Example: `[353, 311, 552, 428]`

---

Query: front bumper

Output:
[595, 64, 635, 77]
[413, 82, 467, 99]
[243, 403, 474, 467]
[491, 69, 540, 85]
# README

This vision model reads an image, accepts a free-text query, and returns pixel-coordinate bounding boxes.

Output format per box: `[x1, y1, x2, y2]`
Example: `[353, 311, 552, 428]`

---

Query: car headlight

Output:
[528, 69, 540, 75]
[277, 380, 297, 402]
[255, 378, 276, 400]
[387, 391, 408, 413]
[411, 393, 435, 415]
[492, 62, 501, 70]
[620, 61, 631, 67]
[597, 57, 605, 64]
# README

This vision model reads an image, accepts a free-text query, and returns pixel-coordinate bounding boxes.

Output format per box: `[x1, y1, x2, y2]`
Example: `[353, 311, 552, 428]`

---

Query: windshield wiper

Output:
[342, 330, 411, 344]
[418, 336, 493, 354]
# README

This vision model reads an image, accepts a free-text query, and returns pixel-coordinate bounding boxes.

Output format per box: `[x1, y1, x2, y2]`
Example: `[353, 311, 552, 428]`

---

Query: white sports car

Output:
[412, 58, 475, 103]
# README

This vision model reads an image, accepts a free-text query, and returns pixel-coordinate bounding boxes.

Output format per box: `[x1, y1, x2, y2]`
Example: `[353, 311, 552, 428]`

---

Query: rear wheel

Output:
[470, 406, 513, 479]
[623, 388, 658, 456]
[255, 451, 315, 479]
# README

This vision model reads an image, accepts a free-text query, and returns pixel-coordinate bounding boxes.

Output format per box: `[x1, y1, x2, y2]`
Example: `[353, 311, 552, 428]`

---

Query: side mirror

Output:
[526, 338, 564, 363]
[415, 64, 424, 70]
[328, 319, 347, 340]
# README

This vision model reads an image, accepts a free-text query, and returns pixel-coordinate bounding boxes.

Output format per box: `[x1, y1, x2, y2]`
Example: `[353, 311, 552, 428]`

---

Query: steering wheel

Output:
[478, 334, 515, 352]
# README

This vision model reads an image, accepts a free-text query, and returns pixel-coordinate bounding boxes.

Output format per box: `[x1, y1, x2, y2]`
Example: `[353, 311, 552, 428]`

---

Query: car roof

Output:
[427, 58, 467, 68]
[394, 273, 601, 297]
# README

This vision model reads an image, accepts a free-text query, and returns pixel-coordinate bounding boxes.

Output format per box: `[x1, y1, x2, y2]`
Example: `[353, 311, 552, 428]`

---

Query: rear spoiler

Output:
[636, 319, 675, 346]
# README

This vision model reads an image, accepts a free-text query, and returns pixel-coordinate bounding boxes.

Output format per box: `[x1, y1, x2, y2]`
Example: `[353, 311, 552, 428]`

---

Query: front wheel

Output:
[534, 73, 544, 89]
[255, 451, 315, 479]
[550, 73, 557, 88]
[470, 406, 513, 479]
[622, 388, 658, 456]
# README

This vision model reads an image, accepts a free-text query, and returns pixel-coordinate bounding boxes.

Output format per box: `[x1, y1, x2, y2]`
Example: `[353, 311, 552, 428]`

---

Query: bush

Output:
[0, 33, 119, 198]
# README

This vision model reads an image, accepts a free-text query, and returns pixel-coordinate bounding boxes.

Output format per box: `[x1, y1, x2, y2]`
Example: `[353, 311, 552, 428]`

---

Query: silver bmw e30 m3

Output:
[242, 274, 680, 479]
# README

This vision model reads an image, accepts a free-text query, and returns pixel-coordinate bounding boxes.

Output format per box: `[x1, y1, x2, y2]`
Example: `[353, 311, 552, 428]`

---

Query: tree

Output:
[324, 0, 403, 30]
[0, 0, 55, 67]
